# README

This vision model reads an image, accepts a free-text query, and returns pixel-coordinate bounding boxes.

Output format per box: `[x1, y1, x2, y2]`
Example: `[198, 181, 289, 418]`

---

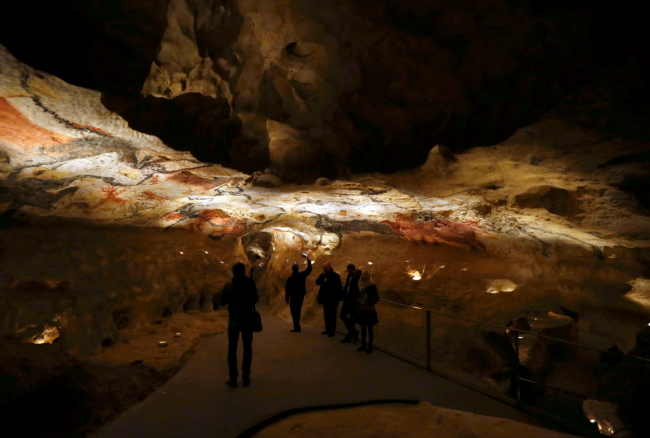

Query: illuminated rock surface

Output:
[1, 39, 649, 362]
[253, 402, 578, 438]
[3, 0, 639, 181]
[1, 1, 650, 435]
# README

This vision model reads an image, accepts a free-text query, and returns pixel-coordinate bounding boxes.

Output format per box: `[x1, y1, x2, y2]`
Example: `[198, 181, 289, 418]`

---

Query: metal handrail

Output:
[378, 298, 650, 364]
[375, 297, 649, 437]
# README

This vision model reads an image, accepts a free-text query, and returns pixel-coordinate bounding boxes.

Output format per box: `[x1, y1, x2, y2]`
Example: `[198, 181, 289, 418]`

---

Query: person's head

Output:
[361, 270, 371, 282]
[232, 262, 246, 277]
[346, 264, 356, 274]
[292, 263, 299, 273]
[322, 262, 332, 273]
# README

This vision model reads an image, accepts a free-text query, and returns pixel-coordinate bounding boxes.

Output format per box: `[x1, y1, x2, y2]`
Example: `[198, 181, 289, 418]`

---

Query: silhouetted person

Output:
[356, 270, 379, 353]
[315, 262, 342, 337]
[340, 264, 361, 343]
[221, 262, 259, 388]
[505, 317, 531, 345]
[285, 254, 313, 332]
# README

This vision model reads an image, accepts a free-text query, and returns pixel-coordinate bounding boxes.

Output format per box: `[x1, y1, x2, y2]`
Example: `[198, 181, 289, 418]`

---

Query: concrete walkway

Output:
[92, 308, 548, 438]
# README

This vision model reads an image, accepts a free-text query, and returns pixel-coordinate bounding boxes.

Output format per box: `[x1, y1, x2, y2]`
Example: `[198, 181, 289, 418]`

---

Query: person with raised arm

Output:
[285, 253, 313, 332]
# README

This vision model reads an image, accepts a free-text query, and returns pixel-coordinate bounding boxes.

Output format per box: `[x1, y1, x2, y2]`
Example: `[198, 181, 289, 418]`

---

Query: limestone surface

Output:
[253, 402, 578, 438]
[2, 40, 650, 435]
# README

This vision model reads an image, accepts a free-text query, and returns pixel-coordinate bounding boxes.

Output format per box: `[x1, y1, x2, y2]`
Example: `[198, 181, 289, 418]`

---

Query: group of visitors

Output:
[221, 255, 380, 388]
[305, 260, 379, 353]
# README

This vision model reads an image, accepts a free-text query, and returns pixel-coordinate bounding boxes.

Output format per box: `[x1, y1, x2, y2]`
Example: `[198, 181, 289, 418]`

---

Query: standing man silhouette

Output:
[340, 264, 361, 343]
[285, 253, 313, 332]
[221, 262, 259, 388]
[315, 262, 343, 337]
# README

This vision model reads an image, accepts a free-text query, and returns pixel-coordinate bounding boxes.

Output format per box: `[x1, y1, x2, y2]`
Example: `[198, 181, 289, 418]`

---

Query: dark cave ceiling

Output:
[1, 0, 648, 181]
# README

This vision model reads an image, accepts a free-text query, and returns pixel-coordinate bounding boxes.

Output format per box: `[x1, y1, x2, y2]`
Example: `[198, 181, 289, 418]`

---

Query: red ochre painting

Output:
[381, 214, 487, 250]
[167, 171, 218, 190]
[0, 97, 74, 149]
[189, 209, 247, 236]
[70, 122, 113, 136]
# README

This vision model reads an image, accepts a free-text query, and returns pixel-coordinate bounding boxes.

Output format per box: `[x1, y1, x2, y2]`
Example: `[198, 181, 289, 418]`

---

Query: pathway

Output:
[92, 308, 551, 438]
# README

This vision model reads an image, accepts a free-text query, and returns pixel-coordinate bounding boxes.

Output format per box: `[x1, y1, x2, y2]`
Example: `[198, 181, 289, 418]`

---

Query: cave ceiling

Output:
[2, 0, 647, 180]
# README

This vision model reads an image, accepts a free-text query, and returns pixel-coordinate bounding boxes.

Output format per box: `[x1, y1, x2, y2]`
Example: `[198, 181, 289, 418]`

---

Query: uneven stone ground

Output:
[253, 402, 578, 438]
[0, 309, 228, 437]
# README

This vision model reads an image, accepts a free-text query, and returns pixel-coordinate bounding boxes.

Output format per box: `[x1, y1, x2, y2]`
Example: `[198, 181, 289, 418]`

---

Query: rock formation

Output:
[1, 0, 650, 435]
[253, 402, 578, 438]
[3, 0, 645, 181]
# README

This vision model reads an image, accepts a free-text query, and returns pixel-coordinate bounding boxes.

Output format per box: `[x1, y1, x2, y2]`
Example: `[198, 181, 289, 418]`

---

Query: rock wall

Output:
[1, 41, 649, 357]
[2, 0, 637, 181]
[0, 219, 245, 356]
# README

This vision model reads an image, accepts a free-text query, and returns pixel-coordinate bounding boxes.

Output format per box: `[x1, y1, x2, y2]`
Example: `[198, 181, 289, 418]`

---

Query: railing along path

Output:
[369, 298, 650, 437]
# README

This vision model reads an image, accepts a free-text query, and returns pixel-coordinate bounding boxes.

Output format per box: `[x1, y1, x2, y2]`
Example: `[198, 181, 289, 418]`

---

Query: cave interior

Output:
[1, 0, 650, 437]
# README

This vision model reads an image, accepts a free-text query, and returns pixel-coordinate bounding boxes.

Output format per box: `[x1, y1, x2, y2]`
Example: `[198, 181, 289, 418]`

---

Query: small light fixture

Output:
[158, 341, 168, 347]
[407, 269, 422, 281]
[205, 251, 209, 254]
[590, 420, 596, 423]
[368, 262, 373, 265]
[180, 251, 184, 255]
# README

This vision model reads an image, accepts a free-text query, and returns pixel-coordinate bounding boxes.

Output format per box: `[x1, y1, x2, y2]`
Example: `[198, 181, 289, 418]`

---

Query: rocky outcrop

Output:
[514, 185, 581, 217]
[2, 1, 643, 181]
[253, 401, 578, 438]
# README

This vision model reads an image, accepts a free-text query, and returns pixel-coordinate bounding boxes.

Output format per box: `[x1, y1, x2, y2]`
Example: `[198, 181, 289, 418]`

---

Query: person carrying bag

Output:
[251, 304, 262, 333]
[221, 262, 259, 387]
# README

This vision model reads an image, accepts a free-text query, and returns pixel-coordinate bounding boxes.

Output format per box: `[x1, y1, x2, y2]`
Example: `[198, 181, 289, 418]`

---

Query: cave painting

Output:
[188, 209, 248, 236]
[381, 214, 487, 250]
[0, 97, 74, 150]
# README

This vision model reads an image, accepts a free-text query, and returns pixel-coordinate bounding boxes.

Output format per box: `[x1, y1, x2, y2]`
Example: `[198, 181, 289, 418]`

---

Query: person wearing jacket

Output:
[356, 270, 379, 353]
[221, 262, 259, 387]
[315, 262, 343, 337]
[285, 255, 313, 332]
[340, 264, 361, 343]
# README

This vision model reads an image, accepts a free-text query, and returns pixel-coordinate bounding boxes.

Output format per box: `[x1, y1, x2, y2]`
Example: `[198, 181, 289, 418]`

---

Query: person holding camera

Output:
[285, 253, 313, 332]
[315, 262, 343, 337]
[221, 262, 259, 388]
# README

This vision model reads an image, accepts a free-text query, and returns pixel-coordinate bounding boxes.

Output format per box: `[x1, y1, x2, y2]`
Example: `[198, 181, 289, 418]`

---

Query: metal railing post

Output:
[514, 332, 521, 406]
[426, 310, 432, 372]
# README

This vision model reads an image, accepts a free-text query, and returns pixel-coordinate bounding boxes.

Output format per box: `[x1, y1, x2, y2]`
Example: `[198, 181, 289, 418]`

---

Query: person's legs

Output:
[339, 300, 354, 341]
[227, 327, 240, 383]
[325, 303, 337, 336]
[290, 297, 303, 331]
[321, 304, 329, 334]
[366, 325, 374, 353]
[241, 329, 253, 384]
[350, 305, 359, 342]
[357, 324, 367, 351]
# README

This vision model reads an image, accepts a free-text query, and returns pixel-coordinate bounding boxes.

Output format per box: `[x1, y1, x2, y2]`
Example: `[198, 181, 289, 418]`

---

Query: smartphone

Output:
[302, 253, 308, 258]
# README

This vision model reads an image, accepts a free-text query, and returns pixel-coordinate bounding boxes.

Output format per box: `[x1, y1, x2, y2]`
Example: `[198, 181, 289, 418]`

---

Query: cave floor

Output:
[90, 308, 567, 438]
